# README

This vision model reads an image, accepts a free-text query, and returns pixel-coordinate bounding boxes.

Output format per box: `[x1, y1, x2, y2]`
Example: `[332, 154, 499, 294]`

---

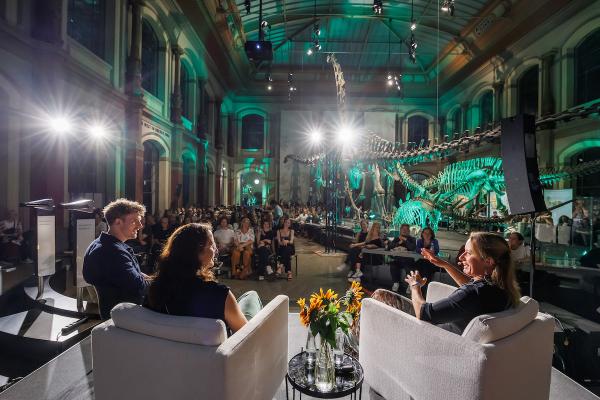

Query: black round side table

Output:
[286, 352, 364, 400]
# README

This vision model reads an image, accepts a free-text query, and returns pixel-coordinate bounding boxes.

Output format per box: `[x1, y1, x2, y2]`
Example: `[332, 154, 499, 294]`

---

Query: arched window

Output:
[407, 116, 429, 147]
[479, 91, 493, 129]
[570, 148, 600, 196]
[518, 66, 539, 116]
[575, 29, 600, 105]
[141, 19, 159, 97]
[143, 141, 160, 214]
[241, 114, 264, 150]
[180, 64, 190, 120]
[182, 156, 193, 207]
[452, 108, 462, 136]
[67, 0, 106, 59]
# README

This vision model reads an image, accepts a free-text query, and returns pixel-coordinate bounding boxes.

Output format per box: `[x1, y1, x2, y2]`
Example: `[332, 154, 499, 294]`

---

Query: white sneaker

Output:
[23, 258, 33, 264]
[391, 282, 400, 292]
[258, 275, 265, 281]
[347, 270, 355, 278]
[266, 265, 273, 275]
[352, 271, 363, 279]
[337, 263, 347, 271]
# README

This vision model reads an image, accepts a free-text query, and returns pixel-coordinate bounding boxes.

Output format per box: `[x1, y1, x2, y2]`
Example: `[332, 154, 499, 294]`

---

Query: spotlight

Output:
[265, 72, 272, 91]
[373, 0, 383, 15]
[408, 33, 417, 63]
[336, 125, 353, 144]
[410, 19, 417, 31]
[309, 129, 322, 145]
[307, 47, 313, 56]
[254, 179, 260, 185]
[387, 74, 394, 86]
[49, 116, 72, 134]
[267, 84, 273, 91]
[313, 23, 320, 36]
[255, 43, 261, 50]
[441, 0, 455, 16]
[244, 0, 251, 14]
[88, 124, 106, 140]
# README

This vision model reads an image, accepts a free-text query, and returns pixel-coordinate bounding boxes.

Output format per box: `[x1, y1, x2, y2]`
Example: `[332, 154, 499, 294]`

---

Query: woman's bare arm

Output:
[224, 291, 248, 333]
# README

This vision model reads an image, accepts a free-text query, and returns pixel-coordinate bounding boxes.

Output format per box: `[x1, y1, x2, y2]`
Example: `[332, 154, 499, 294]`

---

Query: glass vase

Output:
[315, 339, 335, 392]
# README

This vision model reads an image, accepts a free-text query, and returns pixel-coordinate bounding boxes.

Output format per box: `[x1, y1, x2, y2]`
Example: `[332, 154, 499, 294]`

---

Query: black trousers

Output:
[390, 258, 437, 285]
[257, 246, 272, 275]
[278, 245, 294, 272]
[347, 247, 362, 271]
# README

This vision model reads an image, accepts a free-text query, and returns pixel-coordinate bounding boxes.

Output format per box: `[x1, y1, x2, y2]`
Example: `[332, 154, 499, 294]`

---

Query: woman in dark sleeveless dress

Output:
[145, 223, 261, 333]
[256, 220, 275, 280]
[277, 216, 295, 280]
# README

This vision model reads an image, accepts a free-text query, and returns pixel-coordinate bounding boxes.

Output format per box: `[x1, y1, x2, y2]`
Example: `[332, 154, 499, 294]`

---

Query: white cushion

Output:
[462, 296, 538, 344]
[110, 303, 227, 346]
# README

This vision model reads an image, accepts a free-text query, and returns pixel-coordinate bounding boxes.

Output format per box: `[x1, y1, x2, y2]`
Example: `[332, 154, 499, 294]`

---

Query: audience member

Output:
[348, 221, 383, 283]
[508, 232, 530, 263]
[232, 217, 255, 279]
[414, 227, 440, 288]
[340, 220, 369, 275]
[256, 219, 275, 280]
[144, 223, 262, 332]
[83, 199, 150, 320]
[213, 216, 235, 256]
[389, 223, 417, 292]
[277, 216, 295, 280]
[0, 209, 32, 264]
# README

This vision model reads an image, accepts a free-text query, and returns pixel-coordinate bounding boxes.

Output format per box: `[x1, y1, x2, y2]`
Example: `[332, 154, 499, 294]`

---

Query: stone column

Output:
[214, 99, 223, 206]
[492, 82, 504, 123]
[126, 0, 144, 97]
[541, 49, 557, 116]
[196, 79, 207, 140]
[227, 114, 235, 157]
[461, 103, 469, 134]
[396, 115, 405, 145]
[124, 0, 145, 202]
[171, 46, 184, 124]
[437, 116, 446, 142]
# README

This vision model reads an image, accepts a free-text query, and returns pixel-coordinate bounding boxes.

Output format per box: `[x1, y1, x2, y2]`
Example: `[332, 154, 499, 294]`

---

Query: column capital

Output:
[172, 45, 185, 57]
[492, 81, 504, 91]
[541, 48, 558, 61]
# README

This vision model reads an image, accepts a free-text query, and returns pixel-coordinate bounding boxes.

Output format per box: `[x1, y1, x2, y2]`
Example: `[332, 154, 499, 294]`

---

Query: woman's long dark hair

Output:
[146, 223, 214, 311]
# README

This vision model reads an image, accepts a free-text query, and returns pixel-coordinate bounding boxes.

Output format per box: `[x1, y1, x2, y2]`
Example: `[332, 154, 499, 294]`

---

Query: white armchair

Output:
[360, 282, 554, 400]
[91, 294, 289, 400]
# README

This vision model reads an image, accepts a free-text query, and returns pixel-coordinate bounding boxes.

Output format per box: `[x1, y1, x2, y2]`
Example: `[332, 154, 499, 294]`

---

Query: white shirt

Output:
[511, 244, 530, 262]
[213, 227, 235, 248]
[235, 228, 255, 244]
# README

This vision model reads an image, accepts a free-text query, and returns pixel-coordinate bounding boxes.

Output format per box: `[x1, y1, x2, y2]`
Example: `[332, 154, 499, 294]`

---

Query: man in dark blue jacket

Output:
[83, 199, 150, 319]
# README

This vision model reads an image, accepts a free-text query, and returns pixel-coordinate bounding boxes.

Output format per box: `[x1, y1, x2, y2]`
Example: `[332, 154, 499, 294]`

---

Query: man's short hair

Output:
[400, 223, 410, 229]
[510, 232, 525, 242]
[103, 199, 145, 225]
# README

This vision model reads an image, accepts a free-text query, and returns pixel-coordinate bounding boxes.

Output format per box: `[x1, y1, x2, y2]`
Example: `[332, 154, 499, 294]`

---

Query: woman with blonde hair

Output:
[231, 217, 255, 279]
[404, 231, 520, 333]
[348, 221, 384, 283]
[145, 223, 262, 333]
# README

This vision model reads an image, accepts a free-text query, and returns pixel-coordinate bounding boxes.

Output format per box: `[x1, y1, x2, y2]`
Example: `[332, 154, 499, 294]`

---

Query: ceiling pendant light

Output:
[441, 0, 455, 16]
[373, 0, 383, 15]
[407, 33, 417, 63]
[410, 0, 416, 30]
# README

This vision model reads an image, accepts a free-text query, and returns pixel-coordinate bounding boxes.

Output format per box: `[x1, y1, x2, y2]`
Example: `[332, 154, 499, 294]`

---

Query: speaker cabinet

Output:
[501, 114, 547, 215]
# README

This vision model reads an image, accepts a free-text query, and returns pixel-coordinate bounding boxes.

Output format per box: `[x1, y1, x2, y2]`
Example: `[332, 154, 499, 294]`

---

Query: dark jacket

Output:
[388, 235, 417, 252]
[83, 232, 149, 319]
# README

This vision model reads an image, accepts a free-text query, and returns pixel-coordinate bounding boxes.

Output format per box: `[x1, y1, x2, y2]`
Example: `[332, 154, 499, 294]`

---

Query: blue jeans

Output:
[237, 290, 263, 320]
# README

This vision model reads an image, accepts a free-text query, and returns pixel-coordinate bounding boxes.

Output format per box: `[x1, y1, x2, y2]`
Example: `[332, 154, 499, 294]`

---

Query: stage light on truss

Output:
[88, 123, 107, 140]
[254, 179, 260, 185]
[306, 47, 313, 56]
[309, 129, 322, 145]
[48, 116, 73, 135]
[410, 19, 417, 31]
[441, 0, 455, 16]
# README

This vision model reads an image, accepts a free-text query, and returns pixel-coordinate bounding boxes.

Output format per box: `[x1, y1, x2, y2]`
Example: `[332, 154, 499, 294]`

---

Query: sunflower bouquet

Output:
[297, 281, 364, 348]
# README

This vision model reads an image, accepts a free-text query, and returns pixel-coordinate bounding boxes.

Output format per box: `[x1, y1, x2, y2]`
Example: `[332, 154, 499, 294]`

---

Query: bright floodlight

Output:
[49, 116, 72, 134]
[336, 125, 353, 144]
[88, 124, 107, 140]
[309, 129, 322, 145]
[254, 179, 260, 185]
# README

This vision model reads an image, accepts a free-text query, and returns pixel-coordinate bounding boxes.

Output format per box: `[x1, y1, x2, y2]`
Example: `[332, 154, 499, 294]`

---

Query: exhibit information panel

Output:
[37, 215, 55, 277]
[76, 219, 95, 287]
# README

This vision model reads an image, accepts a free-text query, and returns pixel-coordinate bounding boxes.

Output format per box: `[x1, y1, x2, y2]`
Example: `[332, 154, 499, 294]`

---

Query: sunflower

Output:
[323, 288, 338, 301]
[297, 297, 306, 310]
[299, 307, 310, 326]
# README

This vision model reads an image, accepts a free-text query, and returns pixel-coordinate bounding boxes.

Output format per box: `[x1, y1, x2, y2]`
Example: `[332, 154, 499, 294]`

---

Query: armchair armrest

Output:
[426, 281, 457, 303]
[359, 298, 485, 400]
